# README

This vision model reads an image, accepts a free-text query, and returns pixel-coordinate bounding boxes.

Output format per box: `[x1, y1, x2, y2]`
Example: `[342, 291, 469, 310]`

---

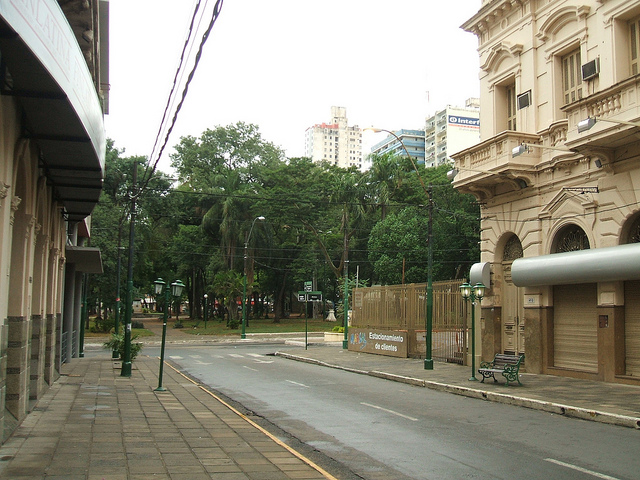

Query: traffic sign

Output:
[304, 281, 312, 292]
[297, 291, 307, 302]
[308, 291, 322, 301]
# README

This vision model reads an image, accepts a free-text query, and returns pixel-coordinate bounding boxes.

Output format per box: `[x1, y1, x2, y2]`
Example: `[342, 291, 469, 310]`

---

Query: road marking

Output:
[247, 353, 264, 358]
[242, 366, 258, 372]
[360, 402, 418, 422]
[286, 380, 309, 388]
[190, 355, 202, 359]
[545, 458, 621, 480]
[228, 353, 244, 358]
[169, 356, 184, 360]
[253, 360, 274, 364]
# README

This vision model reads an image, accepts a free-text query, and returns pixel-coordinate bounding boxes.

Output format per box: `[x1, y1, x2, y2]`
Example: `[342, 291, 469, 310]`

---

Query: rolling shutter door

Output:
[553, 283, 598, 373]
[624, 280, 640, 377]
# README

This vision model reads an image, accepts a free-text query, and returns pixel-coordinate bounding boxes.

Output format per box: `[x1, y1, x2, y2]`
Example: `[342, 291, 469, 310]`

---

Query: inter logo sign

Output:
[448, 116, 480, 128]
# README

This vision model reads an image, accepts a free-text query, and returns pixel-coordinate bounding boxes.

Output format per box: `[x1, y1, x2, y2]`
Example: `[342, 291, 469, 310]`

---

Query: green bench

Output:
[478, 353, 524, 386]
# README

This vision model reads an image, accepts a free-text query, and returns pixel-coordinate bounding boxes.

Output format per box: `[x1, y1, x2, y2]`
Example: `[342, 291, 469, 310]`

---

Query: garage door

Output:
[553, 283, 598, 373]
[624, 280, 640, 377]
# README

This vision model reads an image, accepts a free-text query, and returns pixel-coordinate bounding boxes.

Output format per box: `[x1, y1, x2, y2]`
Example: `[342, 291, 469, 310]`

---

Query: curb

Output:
[275, 352, 640, 430]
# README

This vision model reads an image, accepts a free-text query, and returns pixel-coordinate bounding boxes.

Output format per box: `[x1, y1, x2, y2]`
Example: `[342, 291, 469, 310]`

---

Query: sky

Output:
[104, 0, 482, 173]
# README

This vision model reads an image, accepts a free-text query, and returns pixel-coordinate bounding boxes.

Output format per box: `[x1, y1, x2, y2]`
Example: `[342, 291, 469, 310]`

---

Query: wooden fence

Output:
[351, 280, 468, 362]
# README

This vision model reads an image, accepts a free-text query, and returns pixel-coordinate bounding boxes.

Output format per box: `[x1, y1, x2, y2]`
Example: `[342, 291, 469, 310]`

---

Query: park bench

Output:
[478, 353, 524, 386]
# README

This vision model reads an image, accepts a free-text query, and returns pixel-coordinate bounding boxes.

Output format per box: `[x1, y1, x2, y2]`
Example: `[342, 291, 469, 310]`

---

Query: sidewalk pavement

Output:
[278, 343, 640, 430]
[0, 352, 334, 480]
[2, 324, 640, 480]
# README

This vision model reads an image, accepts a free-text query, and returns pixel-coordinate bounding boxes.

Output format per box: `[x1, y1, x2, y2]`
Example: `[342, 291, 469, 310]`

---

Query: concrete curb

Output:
[275, 352, 640, 430]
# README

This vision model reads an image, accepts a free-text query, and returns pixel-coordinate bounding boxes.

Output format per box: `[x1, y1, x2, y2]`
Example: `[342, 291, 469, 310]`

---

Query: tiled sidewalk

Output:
[0, 353, 333, 480]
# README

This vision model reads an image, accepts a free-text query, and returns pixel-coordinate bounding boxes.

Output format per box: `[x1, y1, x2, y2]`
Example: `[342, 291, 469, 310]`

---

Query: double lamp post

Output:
[153, 278, 186, 391]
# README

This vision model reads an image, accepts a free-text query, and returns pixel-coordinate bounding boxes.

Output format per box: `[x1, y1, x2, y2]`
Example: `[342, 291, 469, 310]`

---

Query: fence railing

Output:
[351, 279, 468, 362]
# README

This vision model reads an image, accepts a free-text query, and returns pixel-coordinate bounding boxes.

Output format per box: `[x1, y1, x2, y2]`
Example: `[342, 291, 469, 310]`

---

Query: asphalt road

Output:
[146, 343, 640, 480]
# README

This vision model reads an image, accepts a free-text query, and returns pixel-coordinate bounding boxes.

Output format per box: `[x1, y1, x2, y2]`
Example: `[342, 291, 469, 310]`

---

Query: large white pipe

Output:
[511, 243, 640, 287]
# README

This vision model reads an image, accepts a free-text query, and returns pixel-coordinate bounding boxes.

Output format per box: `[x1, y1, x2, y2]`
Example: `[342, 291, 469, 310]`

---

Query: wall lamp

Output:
[512, 142, 573, 158]
[577, 116, 640, 133]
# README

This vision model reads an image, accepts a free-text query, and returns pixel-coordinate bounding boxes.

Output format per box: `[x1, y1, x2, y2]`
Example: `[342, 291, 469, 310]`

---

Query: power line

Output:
[138, 0, 225, 196]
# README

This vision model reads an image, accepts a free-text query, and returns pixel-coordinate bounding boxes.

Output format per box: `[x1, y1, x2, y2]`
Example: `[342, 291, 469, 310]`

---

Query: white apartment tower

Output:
[425, 98, 480, 167]
[305, 106, 363, 169]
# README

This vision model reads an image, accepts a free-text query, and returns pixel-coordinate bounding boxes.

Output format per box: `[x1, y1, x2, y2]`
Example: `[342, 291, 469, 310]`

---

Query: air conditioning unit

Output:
[517, 90, 531, 110]
[582, 58, 600, 81]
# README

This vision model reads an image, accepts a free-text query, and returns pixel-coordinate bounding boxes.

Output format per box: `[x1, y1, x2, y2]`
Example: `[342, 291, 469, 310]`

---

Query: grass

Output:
[177, 315, 340, 336]
[84, 317, 154, 338]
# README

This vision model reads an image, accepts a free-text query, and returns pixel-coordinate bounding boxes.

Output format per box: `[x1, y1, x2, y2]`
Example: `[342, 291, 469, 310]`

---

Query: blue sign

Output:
[448, 115, 480, 128]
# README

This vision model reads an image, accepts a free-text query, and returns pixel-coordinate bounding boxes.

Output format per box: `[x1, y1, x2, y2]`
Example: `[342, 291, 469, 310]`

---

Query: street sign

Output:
[297, 291, 307, 302]
[304, 281, 312, 292]
[308, 291, 322, 301]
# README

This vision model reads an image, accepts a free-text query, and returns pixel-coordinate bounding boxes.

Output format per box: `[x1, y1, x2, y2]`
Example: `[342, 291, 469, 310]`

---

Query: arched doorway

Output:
[551, 225, 596, 373]
[501, 235, 524, 355]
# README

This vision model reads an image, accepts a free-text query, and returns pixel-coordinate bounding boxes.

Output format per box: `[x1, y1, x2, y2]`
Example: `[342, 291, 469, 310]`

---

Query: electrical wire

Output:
[138, 0, 224, 196]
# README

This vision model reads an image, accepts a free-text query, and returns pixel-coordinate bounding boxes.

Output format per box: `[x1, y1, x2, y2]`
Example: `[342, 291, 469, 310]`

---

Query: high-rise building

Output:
[305, 107, 363, 169]
[424, 99, 480, 167]
[370, 130, 426, 164]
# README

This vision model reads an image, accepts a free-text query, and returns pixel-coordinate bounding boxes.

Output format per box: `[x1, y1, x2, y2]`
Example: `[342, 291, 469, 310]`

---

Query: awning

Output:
[66, 246, 103, 274]
[511, 243, 640, 287]
[0, 0, 105, 222]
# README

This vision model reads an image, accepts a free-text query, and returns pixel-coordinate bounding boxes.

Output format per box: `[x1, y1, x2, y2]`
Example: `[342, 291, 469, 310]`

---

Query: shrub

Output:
[91, 316, 115, 333]
[332, 326, 344, 333]
[103, 333, 143, 361]
[131, 320, 145, 329]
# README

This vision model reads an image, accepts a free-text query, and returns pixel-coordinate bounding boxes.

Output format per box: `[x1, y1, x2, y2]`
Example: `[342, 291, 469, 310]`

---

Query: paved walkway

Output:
[2, 317, 640, 479]
[0, 353, 334, 480]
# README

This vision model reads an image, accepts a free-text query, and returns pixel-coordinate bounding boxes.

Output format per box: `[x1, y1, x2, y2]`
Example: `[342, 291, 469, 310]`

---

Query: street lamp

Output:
[577, 116, 640, 133]
[460, 282, 486, 381]
[365, 127, 434, 370]
[204, 293, 208, 329]
[242, 216, 265, 339]
[153, 278, 185, 391]
[511, 143, 573, 157]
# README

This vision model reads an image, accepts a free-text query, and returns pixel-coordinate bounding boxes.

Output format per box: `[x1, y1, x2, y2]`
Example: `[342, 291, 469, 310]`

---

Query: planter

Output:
[324, 331, 344, 342]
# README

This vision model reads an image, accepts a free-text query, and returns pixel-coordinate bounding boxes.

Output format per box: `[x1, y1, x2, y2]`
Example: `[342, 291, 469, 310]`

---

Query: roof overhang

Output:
[0, 0, 105, 222]
[512, 243, 640, 287]
[65, 246, 103, 274]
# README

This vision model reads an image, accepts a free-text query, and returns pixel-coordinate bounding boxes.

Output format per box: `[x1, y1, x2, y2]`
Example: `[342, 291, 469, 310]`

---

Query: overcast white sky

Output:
[104, 0, 482, 172]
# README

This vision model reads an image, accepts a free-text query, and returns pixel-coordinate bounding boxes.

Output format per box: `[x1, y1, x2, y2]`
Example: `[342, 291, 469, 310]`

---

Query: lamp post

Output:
[242, 216, 265, 339]
[204, 293, 208, 329]
[153, 278, 185, 391]
[364, 127, 434, 369]
[460, 282, 485, 381]
[113, 245, 125, 359]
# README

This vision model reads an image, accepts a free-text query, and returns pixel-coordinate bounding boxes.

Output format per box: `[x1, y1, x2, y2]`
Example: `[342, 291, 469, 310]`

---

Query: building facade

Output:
[0, 0, 107, 440]
[453, 0, 640, 385]
[425, 99, 481, 168]
[305, 106, 363, 169]
[370, 129, 426, 164]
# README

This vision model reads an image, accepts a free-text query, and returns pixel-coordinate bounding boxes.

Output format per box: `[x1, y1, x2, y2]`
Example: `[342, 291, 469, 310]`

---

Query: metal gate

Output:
[553, 283, 598, 373]
[624, 280, 640, 376]
[351, 280, 467, 361]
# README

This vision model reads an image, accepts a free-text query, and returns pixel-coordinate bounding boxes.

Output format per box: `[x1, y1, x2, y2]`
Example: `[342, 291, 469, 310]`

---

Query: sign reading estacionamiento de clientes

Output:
[347, 328, 408, 358]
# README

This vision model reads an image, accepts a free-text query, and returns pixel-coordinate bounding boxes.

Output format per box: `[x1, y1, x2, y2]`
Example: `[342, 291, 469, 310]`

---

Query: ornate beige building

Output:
[453, 0, 640, 384]
[0, 0, 107, 440]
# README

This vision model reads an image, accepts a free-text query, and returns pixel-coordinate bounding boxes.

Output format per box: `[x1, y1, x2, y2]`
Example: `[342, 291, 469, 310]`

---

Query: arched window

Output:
[627, 215, 640, 244]
[503, 235, 523, 262]
[554, 225, 590, 253]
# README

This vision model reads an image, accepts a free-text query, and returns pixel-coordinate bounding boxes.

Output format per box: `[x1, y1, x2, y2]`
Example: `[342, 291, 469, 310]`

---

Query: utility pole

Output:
[425, 184, 434, 370]
[121, 161, 137, 377]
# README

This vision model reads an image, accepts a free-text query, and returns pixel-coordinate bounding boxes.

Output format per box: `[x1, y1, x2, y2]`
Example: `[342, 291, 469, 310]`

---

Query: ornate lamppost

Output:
[459, 282, 486, 381]
[153, 278, 185, 391]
